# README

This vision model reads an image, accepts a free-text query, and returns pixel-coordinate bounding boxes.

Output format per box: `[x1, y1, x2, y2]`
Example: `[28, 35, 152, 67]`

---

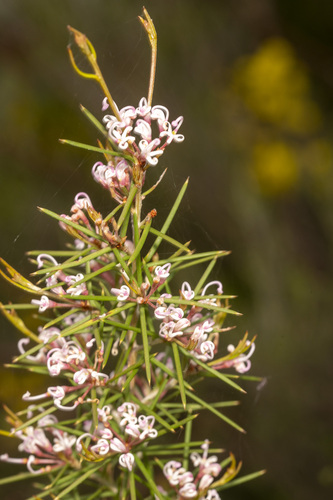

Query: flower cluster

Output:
[76, 402, 157, 471]
[103, 97, 184, 167]
[1, 415, 78, 474]
[162, 440, 222, 499]
[92, 97, 184, 201]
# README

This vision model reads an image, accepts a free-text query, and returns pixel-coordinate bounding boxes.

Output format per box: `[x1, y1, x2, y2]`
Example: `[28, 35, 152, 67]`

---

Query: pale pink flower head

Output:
[119, 452, 135, 471]
[111, 285, 130, 301]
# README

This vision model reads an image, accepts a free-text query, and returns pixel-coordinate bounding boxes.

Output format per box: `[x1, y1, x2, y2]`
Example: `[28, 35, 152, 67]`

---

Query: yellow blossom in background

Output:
[230, 37, 333, 196]
[252, 141, 299, 196]
[233, 38, 322, 134]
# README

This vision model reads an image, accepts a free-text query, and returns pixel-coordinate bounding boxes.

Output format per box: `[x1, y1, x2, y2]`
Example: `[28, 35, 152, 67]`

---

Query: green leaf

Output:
[144, 178, 189, 262]
[112, 247, 133, 283]
[135, 455, 164, 500]
[183, 408, 193, 470]
[0, 258, 41, 293]
[146, 250, 228, 267]
[185, 389, 245, 433]
[172, 342, 186, 409]
[27, 250, 80, 256]
[0, 303, 41, 343]
[5, 363, 49, 375]
[0, 304, 39, 310]
[0, 467, 62, 486]
[217, 469, 266, 491]
[80, 104, 109, 137]
[151, 356, 193, 392]
[32, 246, 112, 276]
[38, 207, 105, 242]
[140, 306, 151, 384]
[157, 413, 198, 437]
[129, 471, 137, 500]
[162, 297, 241, 316]
[148, 227, 191, 254]
[59, 138, 134, 162]
[194, 255, 220, 294]
[128, 218, 152, 266]
[103, 203, 123, 225]
[131, 395, 175, 434]
[130, 212, 143, 285]
[117, 183, 138, 229]
[55, 464, 101, 499]
[43, 308, 81, 329]
[179, 346, 246, 393]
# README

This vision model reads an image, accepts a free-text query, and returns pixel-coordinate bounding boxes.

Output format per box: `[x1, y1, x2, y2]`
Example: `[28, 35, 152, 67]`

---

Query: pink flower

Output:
[111, 285, 130, 301]
[154, 262, 171, 279]
[119, 452, 135, 471]
[31, 295, 51, 312]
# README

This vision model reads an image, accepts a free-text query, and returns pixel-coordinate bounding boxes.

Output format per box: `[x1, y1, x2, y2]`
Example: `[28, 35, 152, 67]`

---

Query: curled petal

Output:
[119, 452, 135, 471]
[31, 295, 50, 312]
[154, 262, 171, 279]
[74, 192, 93, 210]
[201, 280, 223, 297]
[178, 482, 197, 498]
[36, 253, 59, 269]
[73, 368, 90, 385]
[199, 340, 215, 360]
[138, 138, 162, 166]
[111, 285, 130, 301]
[110, 437, 126, 453]
[76, 433, 94, 452]
[102, 97, 109, 111]
[181, 281, 195, 300]
[205, 490, 221, 500]
[151, 104, 169, 123]
[198, 473, 214, 490]
[136, 97, 151, 117]
[134, 119, 152, 141]
[91, 438, 110, 456]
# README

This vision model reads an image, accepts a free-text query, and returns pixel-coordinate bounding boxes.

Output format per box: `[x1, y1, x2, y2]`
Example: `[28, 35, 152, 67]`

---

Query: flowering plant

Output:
[0, 9, 264, 499]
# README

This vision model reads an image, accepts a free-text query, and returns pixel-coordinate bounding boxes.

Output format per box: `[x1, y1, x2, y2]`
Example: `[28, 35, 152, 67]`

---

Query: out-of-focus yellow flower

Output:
[252, 141, 299, 195]
[233, 38, 321, 134]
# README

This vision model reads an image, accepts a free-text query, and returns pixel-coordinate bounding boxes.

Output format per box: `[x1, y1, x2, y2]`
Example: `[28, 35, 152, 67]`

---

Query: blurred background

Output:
[0, 0, 333, 499]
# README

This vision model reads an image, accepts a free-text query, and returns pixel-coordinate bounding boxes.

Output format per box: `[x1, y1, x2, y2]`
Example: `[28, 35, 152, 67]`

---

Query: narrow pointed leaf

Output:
[194, 255, 220, 294]
[129, 471, 137, 500]
[80, 104, 108, 137]
[59, 138, 134, 162]
[32, 246, 112, 276]
[131, 395, 174, 433]
[185, 389, 245, 433]
[55, 464, 101, 499]
[180, 346, 246, 393]
[0, 467, 61, 486]
[146, 250, 228, 267]
[149, 227, 191, 254]
[172, 342, 186, 409]
[117, 183, 138, 229]
[135, 455, 164, 500]
[0, 258, 41, 293]
[183, 408, 193, 469]
[217, 469, 266, 491]
[162, 297, 241, 316]
[38, 207, 105, 242]
[140, 306, 151, 384]
[0, 304, 41, 343]
[151, 356, 193, 392]
[157, 413, 198, 437]
[128, 218, 152, 266]
[144, 178, 189, 262]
